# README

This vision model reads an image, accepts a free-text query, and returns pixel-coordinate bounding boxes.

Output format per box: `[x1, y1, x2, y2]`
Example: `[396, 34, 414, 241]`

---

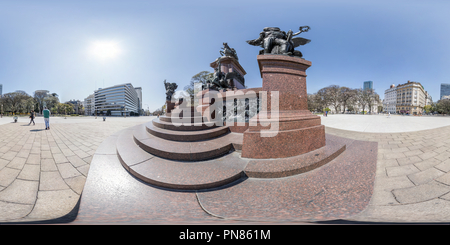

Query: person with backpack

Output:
[43, 107, 51, 130]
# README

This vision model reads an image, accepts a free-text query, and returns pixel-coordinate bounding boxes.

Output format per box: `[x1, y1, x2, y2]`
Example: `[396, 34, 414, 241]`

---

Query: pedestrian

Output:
[28, 111, 35, 125]
[43, 107, 51, 130]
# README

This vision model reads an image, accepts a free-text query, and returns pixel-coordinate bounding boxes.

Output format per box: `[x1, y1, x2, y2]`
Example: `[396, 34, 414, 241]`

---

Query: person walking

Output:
[43, 107, 51, 130]
[28, 111, 35, 125]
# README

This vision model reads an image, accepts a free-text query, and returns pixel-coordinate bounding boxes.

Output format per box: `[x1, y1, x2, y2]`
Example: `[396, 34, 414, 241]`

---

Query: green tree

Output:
[1, 91, 32, 114]
[423, 105, 432, 114]
[45, 94, 60, 112]
[183, 71, 213, 106]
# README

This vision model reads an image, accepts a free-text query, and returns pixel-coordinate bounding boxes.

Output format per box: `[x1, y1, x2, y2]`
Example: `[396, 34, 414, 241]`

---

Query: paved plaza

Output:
[0, 116, 152, 223]
[1, 114, 450, 223]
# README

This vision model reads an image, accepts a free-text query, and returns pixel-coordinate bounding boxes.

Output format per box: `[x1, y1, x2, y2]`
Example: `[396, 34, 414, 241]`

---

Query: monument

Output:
[78, 25, 376, 224]
[164, 79, 178, 114]
[241, 26, 326, 159]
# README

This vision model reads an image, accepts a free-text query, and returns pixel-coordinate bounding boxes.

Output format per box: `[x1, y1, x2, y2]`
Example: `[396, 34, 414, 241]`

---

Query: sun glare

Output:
[89, 41, 121, 60]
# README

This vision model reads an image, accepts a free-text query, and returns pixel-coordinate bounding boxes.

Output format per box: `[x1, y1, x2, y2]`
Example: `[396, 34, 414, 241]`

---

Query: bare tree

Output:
[339, 87, 357, 113]
[34, 90, 48, 114]
[322, 85, 341, 113]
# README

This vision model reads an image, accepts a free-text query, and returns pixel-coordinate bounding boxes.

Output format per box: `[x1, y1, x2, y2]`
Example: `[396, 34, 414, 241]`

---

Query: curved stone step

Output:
[243, 134, 347, 178]
[116, 125, 249, 190]
[159, 115, 205, 123]
[146, 121, 230, 142]
[152, 118, 220, 131]
[133, 123, 243, 161]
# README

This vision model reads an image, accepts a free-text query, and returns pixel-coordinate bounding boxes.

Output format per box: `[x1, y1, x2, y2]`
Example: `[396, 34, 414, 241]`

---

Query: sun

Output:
[89, 41, 121, 60]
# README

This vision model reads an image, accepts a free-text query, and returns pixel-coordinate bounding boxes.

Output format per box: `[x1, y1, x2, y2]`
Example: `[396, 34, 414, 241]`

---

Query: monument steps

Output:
[133, 123, 243, 161]
[116, 125, 248, 190]
[146, 121, 230, 142]
[159, 115, 205, 123]
[152, 118, 221, 131]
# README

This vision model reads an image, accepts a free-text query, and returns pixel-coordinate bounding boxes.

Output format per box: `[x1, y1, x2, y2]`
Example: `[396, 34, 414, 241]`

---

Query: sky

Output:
[1, 0, 450, 111]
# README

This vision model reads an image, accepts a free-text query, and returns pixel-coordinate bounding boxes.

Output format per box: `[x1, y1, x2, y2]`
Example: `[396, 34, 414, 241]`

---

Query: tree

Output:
[365, 89, 380, 113]
[44, 94, 60, 113]
[34, 90, 48, 114]
[436, 99, 450, 114]
[339, 87, 357, 113]
[183, 71, 213, 106]
[423, 105, 432, 114]
[0, 91, 32, 114]
[356, 89, 370, 114]
[322, 85, 341, 113]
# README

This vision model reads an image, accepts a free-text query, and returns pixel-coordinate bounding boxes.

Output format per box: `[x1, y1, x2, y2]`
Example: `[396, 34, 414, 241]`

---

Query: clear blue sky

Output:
[1, 0, 449, 111]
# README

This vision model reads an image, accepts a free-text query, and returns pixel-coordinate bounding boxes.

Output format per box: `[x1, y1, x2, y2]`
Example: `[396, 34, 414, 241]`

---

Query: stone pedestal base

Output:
[241, 55, 325, 159]
[241, 110, 325, 159]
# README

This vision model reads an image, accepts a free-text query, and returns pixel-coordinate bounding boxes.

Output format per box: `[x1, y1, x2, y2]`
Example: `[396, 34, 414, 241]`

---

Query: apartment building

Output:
[383, 84, 397, 114]
[396, 81, 427, 115]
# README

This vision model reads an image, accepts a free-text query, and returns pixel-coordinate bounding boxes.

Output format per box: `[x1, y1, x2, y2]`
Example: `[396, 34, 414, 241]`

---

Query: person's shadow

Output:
[30, 129, 45, 132]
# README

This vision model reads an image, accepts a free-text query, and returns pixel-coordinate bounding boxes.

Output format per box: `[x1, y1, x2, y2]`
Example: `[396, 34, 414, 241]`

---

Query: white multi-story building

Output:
[94, 83, 141, 116]
[383, 84, 397, 114]
[84, 94, 95, 116]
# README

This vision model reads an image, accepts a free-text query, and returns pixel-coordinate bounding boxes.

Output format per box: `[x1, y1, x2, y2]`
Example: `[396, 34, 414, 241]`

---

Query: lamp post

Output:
[1, 104, 3, 118]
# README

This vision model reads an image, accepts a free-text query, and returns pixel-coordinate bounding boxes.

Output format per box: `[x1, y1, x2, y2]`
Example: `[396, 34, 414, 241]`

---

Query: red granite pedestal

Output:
[241, 55, 326, 159]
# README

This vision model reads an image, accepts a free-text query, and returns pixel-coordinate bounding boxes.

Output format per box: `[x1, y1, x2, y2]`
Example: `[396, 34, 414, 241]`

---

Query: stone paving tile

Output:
[41, 158, 58, 172]
[435, 171, 450, 186]
[0, 158, 9, 170]
[26, 153, 40, 165]
[39, 171, 70, 191]
[407, 168, 446, 185]
[64, 175, 86, 195]
[435, 159, 450, 173]
[67, 155, 88, 168]
[53, 153, 68, 164]
[0, 167, 21, 187]
[392, 181, 450, 204]
[17, 164, 41, 181]
[2, 151, 18, 161]
[40, 150, 53, 159]
[57, 163, 82, 179]
[25, 189, 79, 221]
[414, 158, 441, 171]
[0, 179, 39, 205]
[6, 157, 27, 170]
[386, 164, 420, 177]
[396, 156, 422, 166]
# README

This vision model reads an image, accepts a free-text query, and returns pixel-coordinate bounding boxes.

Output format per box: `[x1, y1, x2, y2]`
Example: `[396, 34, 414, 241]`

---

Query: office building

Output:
[440, 83, 450, 100]
[363, 81, 373, 91]
[94, 83, 141, 116]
